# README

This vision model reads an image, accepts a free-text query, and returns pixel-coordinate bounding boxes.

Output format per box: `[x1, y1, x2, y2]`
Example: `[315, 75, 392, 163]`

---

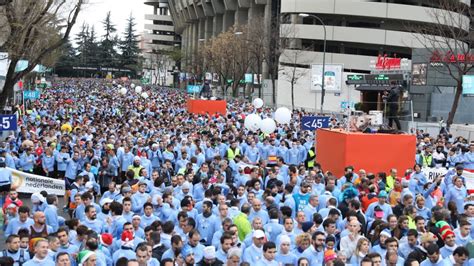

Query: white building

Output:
[143, 0, 180, 86]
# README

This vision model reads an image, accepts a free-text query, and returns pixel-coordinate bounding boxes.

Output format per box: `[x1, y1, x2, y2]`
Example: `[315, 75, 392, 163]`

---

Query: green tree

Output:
[85, 26, 100, 66]
[54, 38, 78, 76]
[119, 13, 140, 69]
[75, 22, 90, 65]
[100, 11, 118, 67]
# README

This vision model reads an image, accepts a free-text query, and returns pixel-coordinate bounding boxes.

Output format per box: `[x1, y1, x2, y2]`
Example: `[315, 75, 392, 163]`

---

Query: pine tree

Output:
[75, 22, 90, 65]
[54, 38, 78, 76]
[100, 11, 118, 67]
[85, 26, 100, 65]
[119, 13, 140, 68]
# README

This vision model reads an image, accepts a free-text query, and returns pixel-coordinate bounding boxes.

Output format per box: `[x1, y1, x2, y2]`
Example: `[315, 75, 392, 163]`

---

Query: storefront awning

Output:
[356, 85, 391, 92]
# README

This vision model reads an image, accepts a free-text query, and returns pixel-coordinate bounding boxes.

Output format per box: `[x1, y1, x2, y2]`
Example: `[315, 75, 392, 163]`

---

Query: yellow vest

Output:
[421, 154, 433, 167]
[385, 175, 395, 192]
[308, 150, 315, 168]
[127, 165, 142, 178]
[227, 148, 240, 160]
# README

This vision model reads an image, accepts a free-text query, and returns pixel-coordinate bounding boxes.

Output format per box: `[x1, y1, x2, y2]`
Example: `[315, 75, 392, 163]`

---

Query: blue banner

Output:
[301, 116, 330, 131]
[0, 115, 17, 131]
[23, 90, 40, 100]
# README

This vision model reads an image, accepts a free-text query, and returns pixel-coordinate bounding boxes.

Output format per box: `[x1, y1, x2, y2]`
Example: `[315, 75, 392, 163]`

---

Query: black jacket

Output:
[197, 258, 224, 266]
[152, 244, 167, 261]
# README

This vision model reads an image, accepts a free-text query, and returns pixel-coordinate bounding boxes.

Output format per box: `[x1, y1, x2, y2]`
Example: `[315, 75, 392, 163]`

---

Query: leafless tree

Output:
[0, 0, 84, 107]
[200, 26, 251, 98]
[410, 0, 472, 126]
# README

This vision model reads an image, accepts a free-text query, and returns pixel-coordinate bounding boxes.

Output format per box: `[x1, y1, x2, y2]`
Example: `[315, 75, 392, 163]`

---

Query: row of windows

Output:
[297, 39, 412, 59]
[152, 20, 174, 26]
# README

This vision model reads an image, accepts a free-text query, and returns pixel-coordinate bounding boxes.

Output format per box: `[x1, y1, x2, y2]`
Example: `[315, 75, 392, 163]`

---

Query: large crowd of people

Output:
[0, 78, 474, 266]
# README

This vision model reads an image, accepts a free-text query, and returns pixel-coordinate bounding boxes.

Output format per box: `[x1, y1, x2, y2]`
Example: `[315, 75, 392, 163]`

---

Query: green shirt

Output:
[233, 213, 252, 241]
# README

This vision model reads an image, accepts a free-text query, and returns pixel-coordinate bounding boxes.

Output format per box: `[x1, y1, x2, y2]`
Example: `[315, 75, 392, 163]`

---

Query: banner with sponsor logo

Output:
[8, 167, 65, 196]
[422, 167, 474, 190]
[422, 167, 448, 182]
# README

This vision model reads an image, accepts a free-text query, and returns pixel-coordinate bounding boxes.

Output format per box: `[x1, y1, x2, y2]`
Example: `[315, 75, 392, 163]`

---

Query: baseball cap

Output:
[203, 246, 216, 259]
[380, 229, 391, 238]
[374, 207, 384, 218]
[181, 245, 194, 258]
[378, 191, 388, 198]
[253, 229, 265, 239]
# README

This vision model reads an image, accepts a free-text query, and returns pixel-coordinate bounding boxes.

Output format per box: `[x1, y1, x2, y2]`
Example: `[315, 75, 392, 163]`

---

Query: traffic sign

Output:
[0, 115, 17, 131]
[301, 116, 330, 131]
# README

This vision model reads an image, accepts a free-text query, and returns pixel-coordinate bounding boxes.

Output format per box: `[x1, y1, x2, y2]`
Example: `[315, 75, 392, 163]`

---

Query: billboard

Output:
[462, 75, 474, 95]
[412, 63, 428, 86]
[311, 64, 343, 92]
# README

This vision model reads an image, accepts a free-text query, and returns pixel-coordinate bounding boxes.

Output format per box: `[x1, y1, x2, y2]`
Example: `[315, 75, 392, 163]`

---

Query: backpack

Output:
[3, 249, 26, 265]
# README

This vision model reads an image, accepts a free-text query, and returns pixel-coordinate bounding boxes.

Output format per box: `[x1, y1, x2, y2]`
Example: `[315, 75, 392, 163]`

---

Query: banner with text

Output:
[422, 167, 474, 190]
[8, 167, 65, 196]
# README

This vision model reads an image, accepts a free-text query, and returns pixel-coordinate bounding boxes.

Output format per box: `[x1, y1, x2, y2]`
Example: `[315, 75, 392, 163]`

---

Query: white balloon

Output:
[244, 114, 262, 132]
[135, 86, 142, 94]
[252, 98, 264, 109]
[260, 118, 276, 134]
[141, 92, 149, 99]
[119, 87, 127, 95]
[274, 107, 292, 124]
[131, 83, 136, 89]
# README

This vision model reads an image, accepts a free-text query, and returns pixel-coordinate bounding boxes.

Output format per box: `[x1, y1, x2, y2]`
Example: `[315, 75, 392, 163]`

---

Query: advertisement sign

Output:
[375, 54, 402, 70]
[311, 64, 343, 92]
[9, 168, 65, 196]
[462, 75, 474, 95]
[245, 74, 253, 83]
[412, 64, 428, 86]
[340, 101, 355, 109]
[0, 115, 17, 131]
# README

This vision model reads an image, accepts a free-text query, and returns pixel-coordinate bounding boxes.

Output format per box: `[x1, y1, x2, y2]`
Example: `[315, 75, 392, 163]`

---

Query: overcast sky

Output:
[72, 0, 149, 42]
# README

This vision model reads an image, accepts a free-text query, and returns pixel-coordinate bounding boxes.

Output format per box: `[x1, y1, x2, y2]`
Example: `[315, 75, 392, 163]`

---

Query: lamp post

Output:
[299, 13, 327, 114]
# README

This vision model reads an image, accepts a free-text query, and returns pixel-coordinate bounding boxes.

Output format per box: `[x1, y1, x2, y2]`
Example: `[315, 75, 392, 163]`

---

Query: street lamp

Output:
[299, 13, 327, 114]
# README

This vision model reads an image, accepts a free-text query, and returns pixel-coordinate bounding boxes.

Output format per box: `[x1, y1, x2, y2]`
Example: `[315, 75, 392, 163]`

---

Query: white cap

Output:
[85, 182, 94, 189]
[279, 235, 291, 244]
[203, 246, 216, 259]
[227, 247, 242, 259]
[134, 156, 141, 161]
[253, 229, 265, 239]
[182, 181, 191, 190]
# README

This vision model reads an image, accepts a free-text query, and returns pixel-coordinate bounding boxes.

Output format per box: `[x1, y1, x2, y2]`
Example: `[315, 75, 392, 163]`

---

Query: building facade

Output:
[279, 0, 470, 113]
[167, 0, 471, 116]
[143, 0, 180, 85]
